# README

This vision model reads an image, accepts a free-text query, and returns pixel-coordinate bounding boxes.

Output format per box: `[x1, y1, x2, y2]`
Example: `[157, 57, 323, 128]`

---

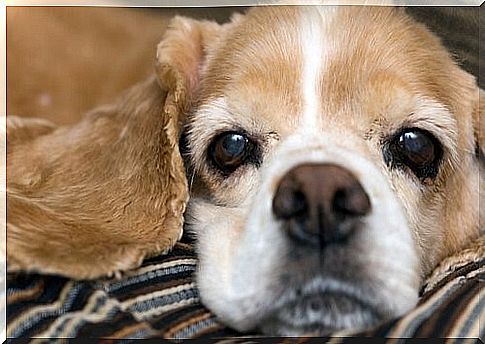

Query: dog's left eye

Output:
[209, 132, 254, 174]
[386, 128, 443, 180]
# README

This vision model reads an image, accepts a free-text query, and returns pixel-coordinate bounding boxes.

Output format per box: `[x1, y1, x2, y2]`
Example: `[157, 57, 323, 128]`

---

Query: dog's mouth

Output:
[259, 283, 384, 336]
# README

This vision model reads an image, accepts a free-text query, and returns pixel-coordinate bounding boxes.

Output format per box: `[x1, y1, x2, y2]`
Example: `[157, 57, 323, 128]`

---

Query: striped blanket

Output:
[6, 237, 484, 341]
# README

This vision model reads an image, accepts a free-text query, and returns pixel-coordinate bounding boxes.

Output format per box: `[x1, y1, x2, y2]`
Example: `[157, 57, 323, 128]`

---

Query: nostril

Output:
[332, 185, 371, 218]
[273, 189, 307, 220]
[290, 191, 307, 217]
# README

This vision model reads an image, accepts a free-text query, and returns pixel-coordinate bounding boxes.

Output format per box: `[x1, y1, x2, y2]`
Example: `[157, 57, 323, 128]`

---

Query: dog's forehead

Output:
[197, 6, 462, 137]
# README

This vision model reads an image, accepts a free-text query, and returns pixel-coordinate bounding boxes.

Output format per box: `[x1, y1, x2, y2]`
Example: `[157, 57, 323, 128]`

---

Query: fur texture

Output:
[7, 77, 188, 279]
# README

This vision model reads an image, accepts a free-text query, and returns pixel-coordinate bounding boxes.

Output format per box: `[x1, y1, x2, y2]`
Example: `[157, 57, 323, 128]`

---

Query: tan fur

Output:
[6, 7, 242, 125]
[422, 234, 484, 296]
[156, 16, 233, 122]
[7, 74, 189, 278]
[197, 7, 303, 128]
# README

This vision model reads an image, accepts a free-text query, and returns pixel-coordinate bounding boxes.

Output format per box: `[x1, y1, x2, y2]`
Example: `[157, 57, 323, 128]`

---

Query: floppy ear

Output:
[6, 74, 190, 279]
[155, 16, 230, 120]
[5, 14, 230, 279]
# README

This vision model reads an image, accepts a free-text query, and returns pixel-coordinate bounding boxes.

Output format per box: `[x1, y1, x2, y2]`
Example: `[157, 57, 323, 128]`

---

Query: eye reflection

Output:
[387, 128, 443, 181]
[209, 132, 251, 173]
[397, 130, 436, 168]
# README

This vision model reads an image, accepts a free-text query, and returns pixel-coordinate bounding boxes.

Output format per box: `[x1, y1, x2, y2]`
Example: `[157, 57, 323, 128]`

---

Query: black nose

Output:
[272, 163, 371, 247]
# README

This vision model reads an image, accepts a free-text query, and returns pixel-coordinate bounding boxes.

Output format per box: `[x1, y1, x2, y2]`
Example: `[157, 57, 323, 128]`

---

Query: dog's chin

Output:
[259, 290, 383, 336]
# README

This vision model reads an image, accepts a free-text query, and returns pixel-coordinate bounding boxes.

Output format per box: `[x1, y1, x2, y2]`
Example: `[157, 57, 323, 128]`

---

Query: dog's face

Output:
[163, 6, 480, 335]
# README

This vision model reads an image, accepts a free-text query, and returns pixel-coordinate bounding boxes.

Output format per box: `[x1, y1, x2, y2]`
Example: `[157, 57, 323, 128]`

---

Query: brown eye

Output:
[397, 130, 435, 167]
[386, 128, 442, 180]
[209, 132, 253, 174]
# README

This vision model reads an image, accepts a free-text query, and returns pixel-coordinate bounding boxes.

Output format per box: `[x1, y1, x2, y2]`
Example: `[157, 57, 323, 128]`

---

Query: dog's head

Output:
[159, 5, 481, 336]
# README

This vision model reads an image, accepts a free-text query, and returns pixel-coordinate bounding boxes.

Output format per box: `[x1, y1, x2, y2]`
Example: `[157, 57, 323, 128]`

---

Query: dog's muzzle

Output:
[257, 163, 396, 335]
[272, 163, 371, 248]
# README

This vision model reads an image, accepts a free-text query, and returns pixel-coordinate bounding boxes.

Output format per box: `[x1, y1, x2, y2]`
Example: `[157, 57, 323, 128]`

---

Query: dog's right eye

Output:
[208, 132, 255, 174]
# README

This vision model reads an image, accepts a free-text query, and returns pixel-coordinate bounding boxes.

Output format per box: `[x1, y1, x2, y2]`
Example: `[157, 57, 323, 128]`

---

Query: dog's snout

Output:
[272, 163, 371, 246]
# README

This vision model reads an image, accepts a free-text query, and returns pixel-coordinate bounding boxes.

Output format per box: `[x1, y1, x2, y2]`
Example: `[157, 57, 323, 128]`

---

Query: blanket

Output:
[6, 236, 484, 341]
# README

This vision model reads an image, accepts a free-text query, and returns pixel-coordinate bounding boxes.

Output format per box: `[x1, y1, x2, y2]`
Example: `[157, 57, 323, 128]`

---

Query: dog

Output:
[6, 4, 483, 336]
[179, 5, 483, 335]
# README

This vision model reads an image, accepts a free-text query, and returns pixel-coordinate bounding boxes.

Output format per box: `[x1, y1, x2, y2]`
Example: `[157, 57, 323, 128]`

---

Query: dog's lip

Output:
[276, 276, 379, 309]
[282, 289, 380, 317]
[259, 283, 383, 335]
